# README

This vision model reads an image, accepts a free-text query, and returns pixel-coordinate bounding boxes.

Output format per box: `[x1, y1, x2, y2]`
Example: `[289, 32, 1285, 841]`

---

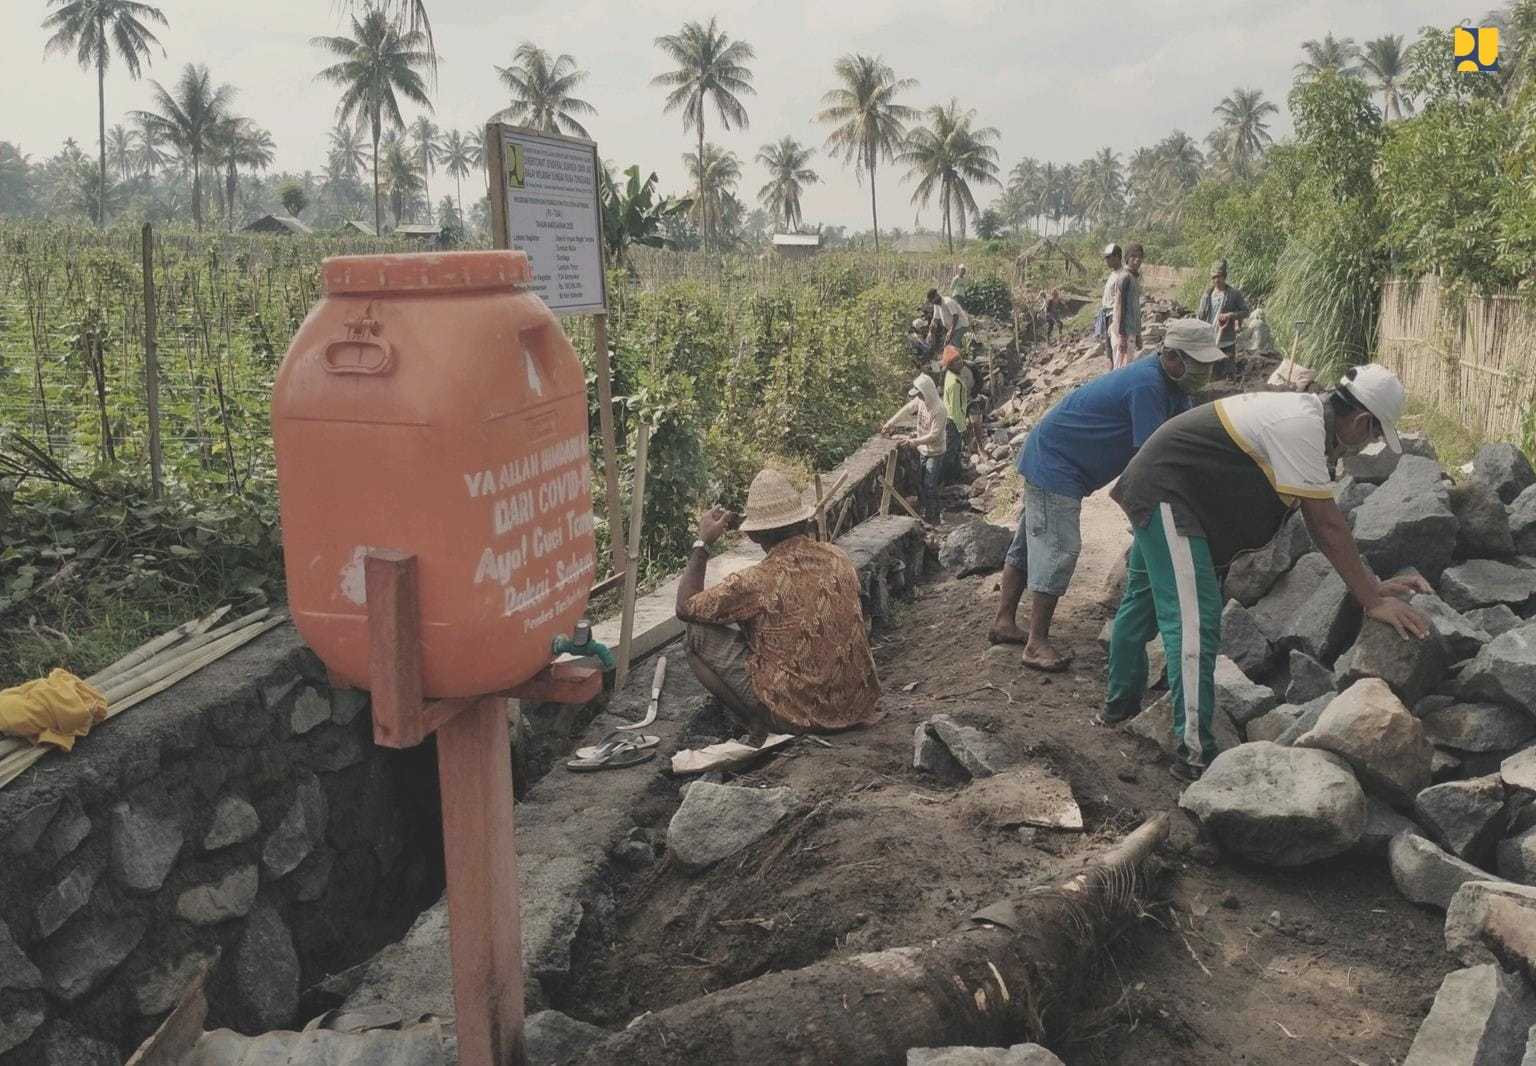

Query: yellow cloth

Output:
[0, 669, 108, 751]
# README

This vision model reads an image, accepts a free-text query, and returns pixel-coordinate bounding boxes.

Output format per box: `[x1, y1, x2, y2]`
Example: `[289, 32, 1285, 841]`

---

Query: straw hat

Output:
[739, 468, 815, 533]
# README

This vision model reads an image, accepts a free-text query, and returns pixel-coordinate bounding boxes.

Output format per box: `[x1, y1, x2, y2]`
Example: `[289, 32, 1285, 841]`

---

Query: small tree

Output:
[278, 180, 309, 217]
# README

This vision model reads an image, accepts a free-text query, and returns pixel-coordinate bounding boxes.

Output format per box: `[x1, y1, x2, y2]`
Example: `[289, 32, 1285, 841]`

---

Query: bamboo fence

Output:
[1376, 275, 1536, 444]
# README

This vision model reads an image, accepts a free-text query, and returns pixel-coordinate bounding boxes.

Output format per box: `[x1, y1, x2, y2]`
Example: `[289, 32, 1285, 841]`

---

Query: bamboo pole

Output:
[0, 613, 289, 790]
[880, 450, 897, 517]
[592, 313, 629, 585]
[615, 421, 651, 687]
[99, 609, 275, 702]
[143, 222, 163, 499]
[86, 605, 230, 688]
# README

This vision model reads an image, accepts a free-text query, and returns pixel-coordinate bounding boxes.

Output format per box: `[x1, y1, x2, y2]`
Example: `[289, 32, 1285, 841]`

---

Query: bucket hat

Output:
[1160, 318, 1226, 363]
[739, 469, 816, 533]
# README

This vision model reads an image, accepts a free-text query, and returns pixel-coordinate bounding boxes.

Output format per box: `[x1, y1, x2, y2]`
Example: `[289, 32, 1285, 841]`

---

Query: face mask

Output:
[1172, 359, 1213, 394]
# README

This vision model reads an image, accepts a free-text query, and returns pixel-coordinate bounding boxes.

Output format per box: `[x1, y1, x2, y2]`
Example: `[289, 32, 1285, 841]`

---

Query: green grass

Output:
[1397, 398, 1486, 474]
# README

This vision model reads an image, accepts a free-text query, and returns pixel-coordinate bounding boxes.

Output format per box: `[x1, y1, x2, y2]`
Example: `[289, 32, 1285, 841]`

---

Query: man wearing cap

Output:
[882, 374, 948, 523]
[1096, 243, 1124, 366]
[990, 319, 1225, 670]
[676, 469, 881, 735]
[927, 288, 971, 353]
[1197, 259, 1250, 375]
[1103, 364, 1432, 780]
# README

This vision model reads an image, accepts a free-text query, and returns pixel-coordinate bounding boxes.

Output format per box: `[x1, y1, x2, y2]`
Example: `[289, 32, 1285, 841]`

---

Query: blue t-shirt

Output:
[1017, 354, 1191, 498]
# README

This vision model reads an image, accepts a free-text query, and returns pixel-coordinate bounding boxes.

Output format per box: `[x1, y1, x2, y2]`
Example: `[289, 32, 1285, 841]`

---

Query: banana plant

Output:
[600, 164, 693, 273]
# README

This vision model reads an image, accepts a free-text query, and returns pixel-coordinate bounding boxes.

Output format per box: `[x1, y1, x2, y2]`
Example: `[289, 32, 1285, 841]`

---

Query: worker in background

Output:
[1197, 259, 1251, 379]
[1102, 365, 1431, 781]
[1111, 241, 1144, 369]
[927, 288, 971, 353]
[676, 469, 881, 736]
[881, 374, 948, 523]
[1094, 243, 1125, 367]
[1043, 287, 1064, 341]
[941, 345, 970, 482]
[990, 319, 1224, 670]
[950, 263, 968, 293]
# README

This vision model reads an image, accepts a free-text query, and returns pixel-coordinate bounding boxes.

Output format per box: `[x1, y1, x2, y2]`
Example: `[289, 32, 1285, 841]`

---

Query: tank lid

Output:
[321, 250, 533, 295]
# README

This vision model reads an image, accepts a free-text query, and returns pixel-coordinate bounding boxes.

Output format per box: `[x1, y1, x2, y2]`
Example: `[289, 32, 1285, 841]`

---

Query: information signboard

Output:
[486, 123, 607, 316]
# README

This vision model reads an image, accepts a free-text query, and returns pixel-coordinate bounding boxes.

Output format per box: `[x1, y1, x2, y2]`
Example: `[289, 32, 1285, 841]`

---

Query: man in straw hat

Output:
[991, 319, 1225, 670]
[676, 468, 881, 735]
[1102, 364, 1432, 781]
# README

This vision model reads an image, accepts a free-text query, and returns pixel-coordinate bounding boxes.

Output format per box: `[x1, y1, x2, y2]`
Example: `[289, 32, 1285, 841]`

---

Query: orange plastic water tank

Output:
[272, 250, 595, 698]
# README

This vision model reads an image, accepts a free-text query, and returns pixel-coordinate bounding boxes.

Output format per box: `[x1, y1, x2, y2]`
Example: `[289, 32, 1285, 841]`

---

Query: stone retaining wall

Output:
[0, 627, 444, 1065]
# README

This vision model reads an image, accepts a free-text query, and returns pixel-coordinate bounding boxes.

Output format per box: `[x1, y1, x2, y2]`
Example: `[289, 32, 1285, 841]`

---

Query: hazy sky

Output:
[5, 0, 1475, 228]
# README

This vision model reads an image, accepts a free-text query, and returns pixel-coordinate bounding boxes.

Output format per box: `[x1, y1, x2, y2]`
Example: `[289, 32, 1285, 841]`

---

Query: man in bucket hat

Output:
[676, 468, 881, 735]
[991, 319, 1225, 670]
[1102, 363, 1431, 781]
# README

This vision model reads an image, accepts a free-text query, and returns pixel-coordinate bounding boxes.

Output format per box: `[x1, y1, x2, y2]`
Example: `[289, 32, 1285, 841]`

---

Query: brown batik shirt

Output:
[684, 535, 881, 731]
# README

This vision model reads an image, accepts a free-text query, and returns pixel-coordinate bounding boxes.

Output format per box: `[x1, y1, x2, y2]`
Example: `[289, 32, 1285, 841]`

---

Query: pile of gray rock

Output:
[1158, 440, 1536, 1061]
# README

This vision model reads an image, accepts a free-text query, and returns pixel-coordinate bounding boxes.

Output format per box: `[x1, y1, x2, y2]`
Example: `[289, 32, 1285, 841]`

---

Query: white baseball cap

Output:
[1159, 318, 1226, 364]
[1102, 242, 1122, 258]
[1339, 364, 1405, 453]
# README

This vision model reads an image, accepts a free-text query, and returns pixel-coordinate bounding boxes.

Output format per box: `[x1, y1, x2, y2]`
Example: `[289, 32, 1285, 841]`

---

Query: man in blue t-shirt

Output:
[991, 318, 1225, 671]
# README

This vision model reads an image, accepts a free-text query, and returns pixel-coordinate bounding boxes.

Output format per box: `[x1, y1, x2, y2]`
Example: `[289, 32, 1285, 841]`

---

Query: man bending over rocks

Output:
[676, 468, 881, 736]
[1102, 364, 1432, 780]
[991, 318, 1225, 671]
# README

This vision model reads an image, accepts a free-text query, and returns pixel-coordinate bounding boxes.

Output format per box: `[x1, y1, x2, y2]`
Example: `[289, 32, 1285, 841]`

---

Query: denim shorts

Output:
[1005, 480, 1084, 596]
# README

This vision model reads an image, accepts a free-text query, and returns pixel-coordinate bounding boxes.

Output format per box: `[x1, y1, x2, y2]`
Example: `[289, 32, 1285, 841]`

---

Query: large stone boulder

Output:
[1411, 593, 1493, 662]
[234, 906, 299, 1031]
[922, 714, 1016, 778]
[1498, 826, 1536, 886]
[526, 1010, 610, 1064]
[1178, 743, 1366, 866]
[1246, 704, 1305, 743]
[1423, 703, 1536, 755]
[1403, 964, 1536, 1066]
[1357, 795, 1416, 857]
[1225, 510, 1314, 606]
[1334, 617, 1448, 708]
[1502, 748, 1536, 793]
[1340, 435, 1438, 484]
[1467, 604, 1524, 638]
[1390, 830, 1496, 910]
[1285, 650, 1336, 705]
[1351, 456, 1458, 581]
[1295, 679, 1433, 807]
[1214, 656, 1278, 726]
[1511, 484, 1536, 555]
[1274, 694, 1340, 746]
[1250, 553, 1358, 664]
[1439, 559, 1536, 613]
[1124, 692, 1241, 757]
[1221, 600, 1275, 678]
[1474, 441, 1536, 504]
[1446, 881, 1536, 965]
[939, 521, 1014, 577]
[1452, 479, 1516, 559]
[1460, 625, 1536, 715]
[1336, 476, 1376, 515]
[1414, 776, 1508, 864]
[667, 782, 801, 870]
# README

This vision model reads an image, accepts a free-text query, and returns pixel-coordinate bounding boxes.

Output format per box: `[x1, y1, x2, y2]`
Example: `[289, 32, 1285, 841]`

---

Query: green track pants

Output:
[1105, 503, 1223, 767]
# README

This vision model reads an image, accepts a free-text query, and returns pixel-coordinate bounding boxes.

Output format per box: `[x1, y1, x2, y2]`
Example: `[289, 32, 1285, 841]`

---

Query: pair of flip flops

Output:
[565, 731, 661, 773]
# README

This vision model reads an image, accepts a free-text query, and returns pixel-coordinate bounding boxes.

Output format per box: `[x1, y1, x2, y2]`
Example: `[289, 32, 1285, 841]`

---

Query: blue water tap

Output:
[552, 619, 615, 670]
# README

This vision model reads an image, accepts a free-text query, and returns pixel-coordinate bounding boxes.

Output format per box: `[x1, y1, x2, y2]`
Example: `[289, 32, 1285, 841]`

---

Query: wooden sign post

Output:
[365, 551, 600, 1066]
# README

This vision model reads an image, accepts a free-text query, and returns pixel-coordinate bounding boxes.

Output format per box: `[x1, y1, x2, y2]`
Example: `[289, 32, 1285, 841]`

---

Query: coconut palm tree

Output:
[440, 128, 476, 221]
[133, 63, 235, 229]
[106, 124, 133, 179]
[41, 0, 167, 227]
[1074, 147, 1124, 231]
[493, 43, 597, 137]
[815, 53, 917, 251]
[211, 117, 274, 230]
[652, 18, 755, 215]
[327, 121, 368, 181]
[683, 142, 740, 248]
[130, 110, 169, 177]
[1007, 156, 1047, 233]
[754, 136, 818, 231]
[1208, 87, 1279, 179]
[897, 100, 1000, 251]
[381, 132, 423, 225]
[339, 0, 436, 70]
[313, 7, 432, 238]
[1361, 34, 1415, 119]
[409, 114, 440, 206]
[1296, 33, 1361, 80]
